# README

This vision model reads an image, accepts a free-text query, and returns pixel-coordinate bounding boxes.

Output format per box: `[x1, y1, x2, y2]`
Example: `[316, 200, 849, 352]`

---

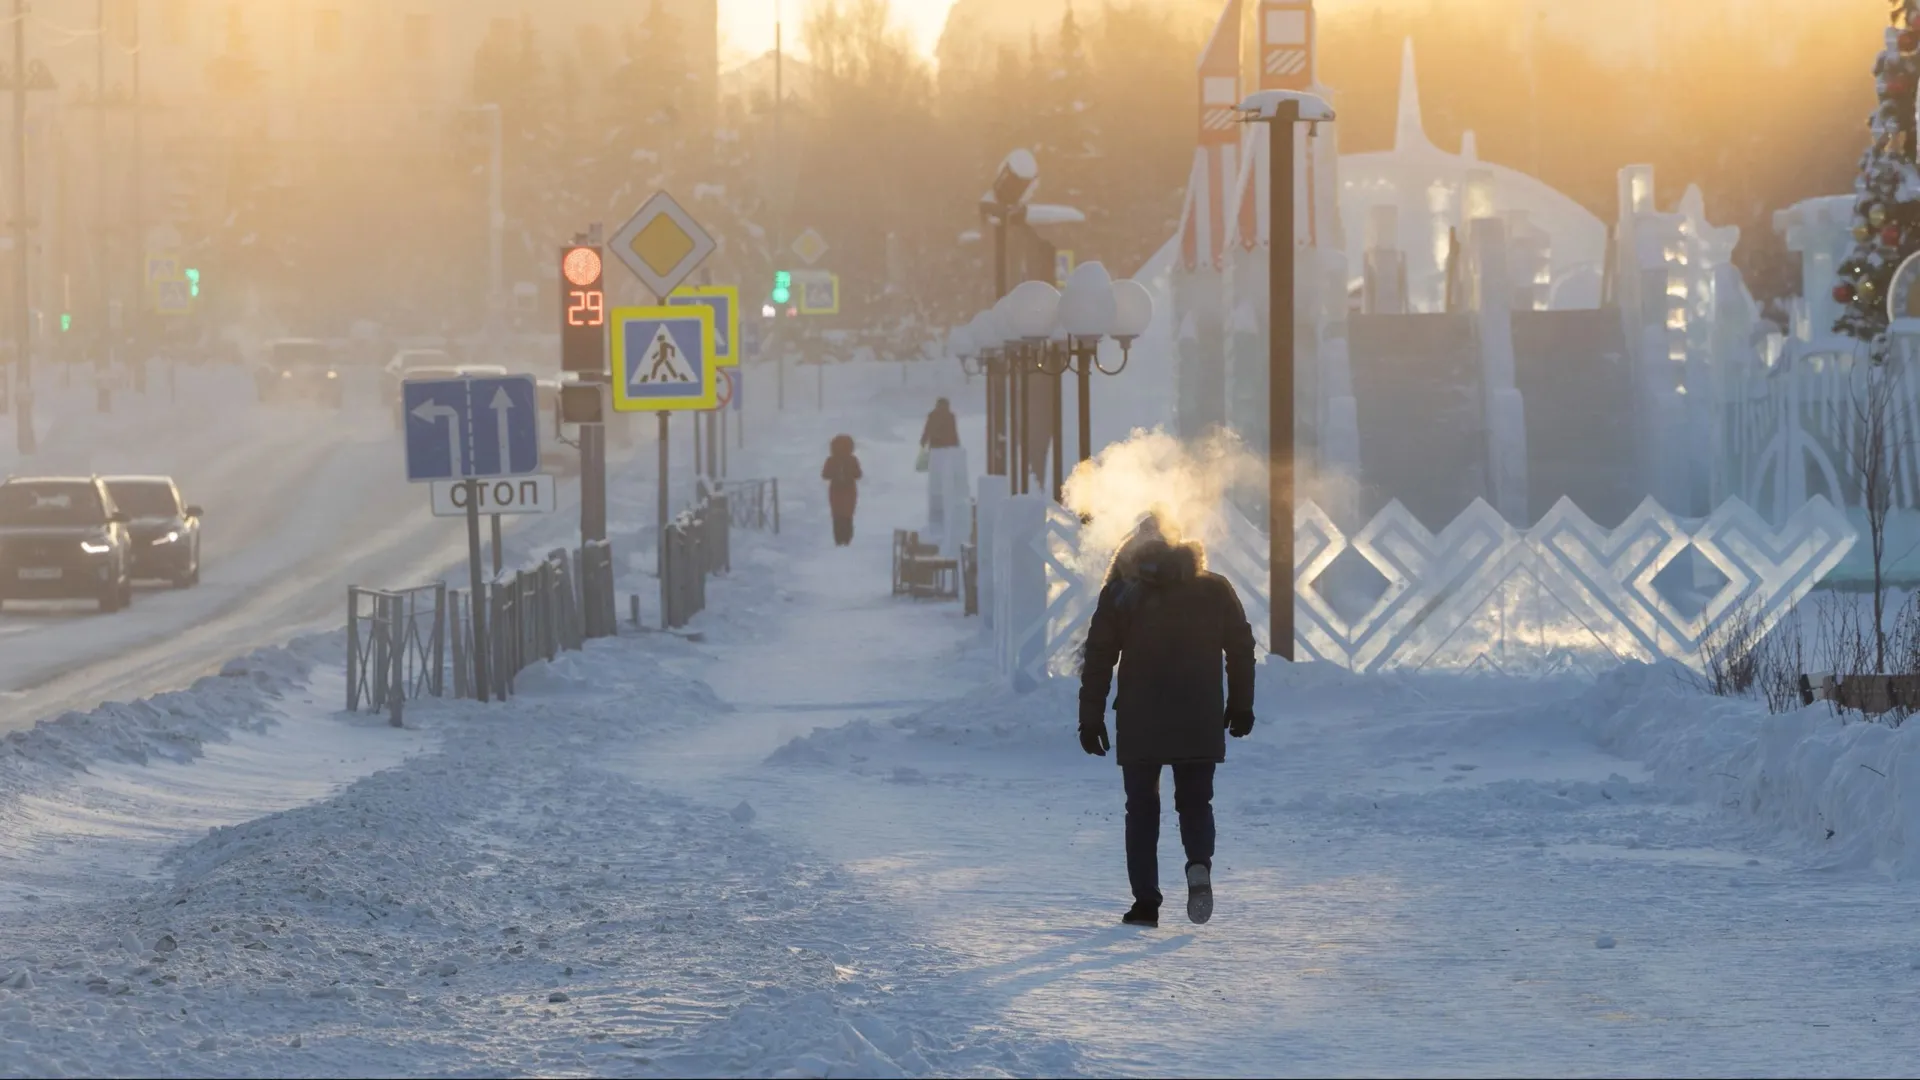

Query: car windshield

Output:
[105, 481, 179, 518]
[0, 483, 106, 527]
[272, 342, 327, 367]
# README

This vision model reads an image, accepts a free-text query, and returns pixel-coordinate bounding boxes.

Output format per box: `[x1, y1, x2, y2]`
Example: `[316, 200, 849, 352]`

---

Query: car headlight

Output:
[326, 370, 339, 380]
[80, 539, 112, 555]
[281, 370, 293, 379]
[152, 531, 180, 546]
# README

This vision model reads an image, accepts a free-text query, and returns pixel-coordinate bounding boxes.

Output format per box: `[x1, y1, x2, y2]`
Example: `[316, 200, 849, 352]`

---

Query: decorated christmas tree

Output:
[1834, 2, 1920, 351]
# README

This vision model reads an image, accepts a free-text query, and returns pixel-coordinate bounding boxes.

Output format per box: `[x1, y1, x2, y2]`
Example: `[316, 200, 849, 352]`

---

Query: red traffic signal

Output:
[560, 245, 606, 374]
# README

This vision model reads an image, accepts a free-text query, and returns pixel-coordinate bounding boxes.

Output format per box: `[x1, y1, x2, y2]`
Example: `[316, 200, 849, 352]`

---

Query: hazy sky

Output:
[720, 0, 952, 64]
[715, 0, 1854, 69]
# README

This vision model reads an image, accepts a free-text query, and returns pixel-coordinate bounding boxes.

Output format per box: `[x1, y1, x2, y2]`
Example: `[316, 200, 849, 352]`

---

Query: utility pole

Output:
[486, 104, 503, 315]
[12, 0, 32, 455]
[129, 4, 142, 384]
[1268, 100, 1297, 663]
[95, 0, 106, 375]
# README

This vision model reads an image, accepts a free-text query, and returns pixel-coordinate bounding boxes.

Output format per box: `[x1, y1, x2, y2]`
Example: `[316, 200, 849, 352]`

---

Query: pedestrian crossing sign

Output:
[610, 306, 718, 412]
[666, 285, 740, 368]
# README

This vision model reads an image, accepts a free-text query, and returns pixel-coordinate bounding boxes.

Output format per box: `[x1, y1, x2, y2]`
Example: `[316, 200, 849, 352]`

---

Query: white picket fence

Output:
[982, 487, 1856, 689]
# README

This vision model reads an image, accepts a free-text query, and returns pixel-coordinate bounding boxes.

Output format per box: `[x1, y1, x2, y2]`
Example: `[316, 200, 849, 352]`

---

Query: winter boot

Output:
[1186, 861, 1212, 925]
[1121, 901, 1159, 927]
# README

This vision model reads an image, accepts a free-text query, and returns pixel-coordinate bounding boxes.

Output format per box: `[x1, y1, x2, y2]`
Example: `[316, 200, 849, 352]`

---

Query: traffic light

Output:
[184, 268, 200, 299]
[559, 244, 606, 374]
[771, 270, 792, 306]
[59, 313, 70, 332]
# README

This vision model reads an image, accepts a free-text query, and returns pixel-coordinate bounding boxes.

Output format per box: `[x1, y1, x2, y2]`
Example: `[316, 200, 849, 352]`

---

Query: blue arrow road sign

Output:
[403, 375, 541, 483]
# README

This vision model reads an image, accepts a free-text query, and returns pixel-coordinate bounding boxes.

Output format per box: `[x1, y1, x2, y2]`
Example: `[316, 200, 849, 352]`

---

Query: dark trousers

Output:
[831, 514, 854, 546]
[1122, 762, 1216, 908]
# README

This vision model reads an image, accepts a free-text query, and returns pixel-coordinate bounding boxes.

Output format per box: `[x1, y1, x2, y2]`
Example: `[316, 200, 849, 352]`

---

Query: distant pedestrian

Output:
[919, 397, 965, 536]
[821, 434, 863, 547]
[1079, 511, 1257, 928]
[920, 397, 960, 451]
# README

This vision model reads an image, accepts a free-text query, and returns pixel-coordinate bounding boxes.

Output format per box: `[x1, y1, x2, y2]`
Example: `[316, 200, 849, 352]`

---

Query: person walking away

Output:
[920, 397, 962, 532]
[821, 434, 863, 547]
[1078, 511, 1256, 927]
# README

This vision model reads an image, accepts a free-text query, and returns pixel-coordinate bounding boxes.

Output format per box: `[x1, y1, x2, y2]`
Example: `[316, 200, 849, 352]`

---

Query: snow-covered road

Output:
[0, 375, 474, 731]
[4, 361, 1920, 1076]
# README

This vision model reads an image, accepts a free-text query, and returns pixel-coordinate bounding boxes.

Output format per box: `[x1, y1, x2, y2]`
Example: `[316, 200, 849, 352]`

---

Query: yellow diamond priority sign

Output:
[791, 227, 829, 267]
[609, 191, 716, 300]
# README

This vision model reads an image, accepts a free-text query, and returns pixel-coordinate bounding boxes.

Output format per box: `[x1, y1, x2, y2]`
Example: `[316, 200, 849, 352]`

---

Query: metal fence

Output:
[445, 544, 621, 703]
[726, 478, 780, 534]
[346, 584, 447, 727]
[661, 491, 732, 629]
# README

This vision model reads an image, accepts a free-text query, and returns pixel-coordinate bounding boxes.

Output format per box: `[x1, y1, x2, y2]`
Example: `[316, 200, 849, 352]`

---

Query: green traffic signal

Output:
[59, 313, 70, 332]
[771, 269, 791, 305]
[185, 268, 200, 298]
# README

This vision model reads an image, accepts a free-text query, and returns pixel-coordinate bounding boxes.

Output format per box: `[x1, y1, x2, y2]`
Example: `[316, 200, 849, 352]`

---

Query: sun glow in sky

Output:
[720, 0, 955, 65]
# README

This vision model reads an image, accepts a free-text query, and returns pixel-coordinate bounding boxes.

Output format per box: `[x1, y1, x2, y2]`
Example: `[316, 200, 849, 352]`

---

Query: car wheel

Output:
[98, 585, 120, 613]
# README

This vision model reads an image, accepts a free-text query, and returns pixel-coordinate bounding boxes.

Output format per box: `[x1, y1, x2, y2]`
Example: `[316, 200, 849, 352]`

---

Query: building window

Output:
[316, 8, 343, 54]
[405, 13, 433, 62]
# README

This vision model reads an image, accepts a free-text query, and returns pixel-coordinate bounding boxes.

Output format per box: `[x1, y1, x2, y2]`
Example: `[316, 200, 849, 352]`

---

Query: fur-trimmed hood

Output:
[1107, 533, 1206, 588]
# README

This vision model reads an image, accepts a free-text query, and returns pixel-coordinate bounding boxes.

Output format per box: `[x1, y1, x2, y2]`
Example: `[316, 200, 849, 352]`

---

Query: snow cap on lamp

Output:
[1003, 280, 1062, 341]
[968, 309, 1004, 350]
[1111, 279, 1154, 343]
[1059, 261, 1118, 341]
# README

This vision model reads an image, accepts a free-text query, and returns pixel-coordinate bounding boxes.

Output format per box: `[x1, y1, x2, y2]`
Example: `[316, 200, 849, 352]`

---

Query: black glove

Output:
[1079, 700, 1111, 756]
[1226, 709, 1255, 738]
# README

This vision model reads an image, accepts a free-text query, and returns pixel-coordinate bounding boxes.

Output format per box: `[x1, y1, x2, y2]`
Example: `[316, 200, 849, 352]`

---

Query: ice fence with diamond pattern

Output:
[986, 493, 1855, 689]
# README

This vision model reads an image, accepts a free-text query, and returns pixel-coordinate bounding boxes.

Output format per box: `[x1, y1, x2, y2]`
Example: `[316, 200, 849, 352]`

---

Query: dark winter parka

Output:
[821, 434, 862, 518]
[1079, 535, 1257, 766]
[921, 400, 960, 449]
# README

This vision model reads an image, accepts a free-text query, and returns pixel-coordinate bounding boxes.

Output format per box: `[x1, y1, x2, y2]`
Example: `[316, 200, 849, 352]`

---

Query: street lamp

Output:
[1003, 280, 1064, 499]
[1237, 88, 1335, 664]
[980, 149, 1040, 478]
[991, 291, 1032, 491]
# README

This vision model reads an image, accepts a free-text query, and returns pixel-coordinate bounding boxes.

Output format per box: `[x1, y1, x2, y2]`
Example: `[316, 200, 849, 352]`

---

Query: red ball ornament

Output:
[1884, 224, 1904, 246]
[1836, 282, 1858, 304]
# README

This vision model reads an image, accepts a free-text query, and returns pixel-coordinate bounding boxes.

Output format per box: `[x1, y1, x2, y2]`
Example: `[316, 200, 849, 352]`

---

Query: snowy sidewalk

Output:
[614, 408, 1920, 1076]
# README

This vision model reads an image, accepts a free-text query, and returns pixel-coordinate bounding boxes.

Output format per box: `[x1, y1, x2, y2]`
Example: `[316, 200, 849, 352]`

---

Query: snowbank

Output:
[1578, 661, 1920, 877]
[1, 635, 332, 782]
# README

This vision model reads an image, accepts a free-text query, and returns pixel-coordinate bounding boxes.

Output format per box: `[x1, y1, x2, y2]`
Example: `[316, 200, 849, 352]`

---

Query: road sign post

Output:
[402, 374, 541, 702]
[610, 304, 716, 628]
[465, 480, 490, 704]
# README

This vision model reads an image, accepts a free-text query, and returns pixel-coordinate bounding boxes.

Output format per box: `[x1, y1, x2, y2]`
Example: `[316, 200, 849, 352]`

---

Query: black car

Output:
[256, 338, 345, 407]
[103, 476, 202, 588]
[0, 477, 134, 612]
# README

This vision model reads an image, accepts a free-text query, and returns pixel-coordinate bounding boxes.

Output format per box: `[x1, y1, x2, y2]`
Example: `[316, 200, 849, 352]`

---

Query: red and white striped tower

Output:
[1232, 0, 1320, 256]
[1172, 0, 1244, 436]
